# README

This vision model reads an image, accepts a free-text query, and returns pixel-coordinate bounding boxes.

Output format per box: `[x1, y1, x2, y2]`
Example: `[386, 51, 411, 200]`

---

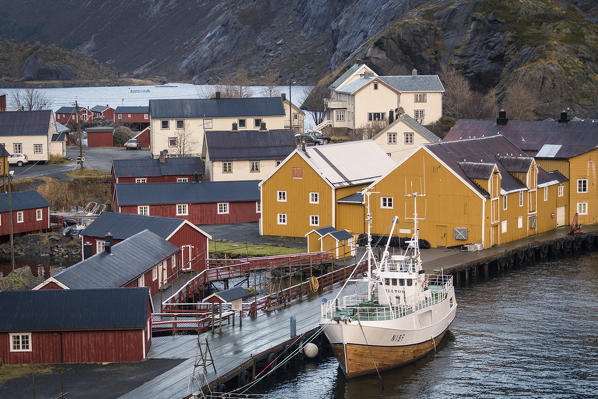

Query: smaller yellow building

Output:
[305, 226, 354, 258]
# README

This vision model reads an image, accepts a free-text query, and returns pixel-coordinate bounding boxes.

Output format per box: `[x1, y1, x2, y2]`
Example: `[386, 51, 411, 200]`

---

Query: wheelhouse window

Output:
[250, 161, 260, 173]
[36, 209, 43, 221]
[387, 132, 397, 144]
[309, 215, 319, 226]
[138, 205, 149, 216]
[380, 197, 393, 209]
[10, 333, 31, 352]
[277, 213, 287, 225]
[217, 202, 229, 215]
[161, 120, 169, 129]
[176, 203, 188, 216]
[404, 132, 414, 144]
[577, 179, 588, 193]
[222, 161, 232, 173]
[277, 191, 287, 202]
[309, 192, 319, 204]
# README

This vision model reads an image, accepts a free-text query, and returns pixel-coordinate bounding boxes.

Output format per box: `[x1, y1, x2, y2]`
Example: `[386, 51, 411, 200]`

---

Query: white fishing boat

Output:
[320, 191, 457, 378]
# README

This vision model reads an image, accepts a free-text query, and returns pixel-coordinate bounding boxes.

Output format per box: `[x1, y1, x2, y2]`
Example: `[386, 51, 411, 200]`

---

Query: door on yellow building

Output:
[435, 225, 448, 247]
[490, 225, 499, 247]
[556, 206, 566, 226]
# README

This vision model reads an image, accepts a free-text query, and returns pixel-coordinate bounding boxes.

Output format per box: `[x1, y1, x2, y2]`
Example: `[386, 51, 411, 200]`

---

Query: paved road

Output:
[11, 146, 150, 180]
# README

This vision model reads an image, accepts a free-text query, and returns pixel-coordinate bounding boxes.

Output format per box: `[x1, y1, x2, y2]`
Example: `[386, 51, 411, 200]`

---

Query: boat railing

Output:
[424, 273, 453, 288]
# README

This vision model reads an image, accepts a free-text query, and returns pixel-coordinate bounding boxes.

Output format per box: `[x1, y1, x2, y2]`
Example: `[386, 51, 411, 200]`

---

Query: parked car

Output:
[295, 133, 320, 145]
[124, 138, 141, 150]
[307, 130, 331, 144]
[8, 153, 28, 167]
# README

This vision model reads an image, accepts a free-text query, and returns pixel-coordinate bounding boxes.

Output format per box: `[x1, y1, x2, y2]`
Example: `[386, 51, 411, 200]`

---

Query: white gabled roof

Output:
[304, 140, 396, 188]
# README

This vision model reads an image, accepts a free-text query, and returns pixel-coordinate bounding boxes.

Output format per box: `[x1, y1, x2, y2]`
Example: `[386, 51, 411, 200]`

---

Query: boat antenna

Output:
[404, 192, 425, 270]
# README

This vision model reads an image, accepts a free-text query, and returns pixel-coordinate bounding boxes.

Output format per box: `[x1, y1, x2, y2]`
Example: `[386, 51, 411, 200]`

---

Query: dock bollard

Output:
[290, 315, 296, 338]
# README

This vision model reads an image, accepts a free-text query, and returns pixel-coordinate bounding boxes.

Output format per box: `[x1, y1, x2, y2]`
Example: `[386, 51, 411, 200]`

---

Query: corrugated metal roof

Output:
[115, 180, 260, 206]
[54, 229, 179, 289]
[0, 110, 52, 137]
[336, 77, 375, 94]
[0, 287, 149, 331]
[0, 190, 50, 212]
[112, 157, 203, 178]
[115, 106, 148, 114]
[205, 130, 295, 161]
[496, 156, 533, 173]
[536, 144, 563, 158]
[331, 64, 361, 89]
[303, 140, 396, 188]
[149, 98, 285, 119]
[337, 192, 364, 204]
[379, 75, 445, 92]
[457, 162, 495, 179]
[313, 226, 335, 236]
[82, 211, 185, 240]
[445, 119, 598, 158]
[204, 287, 251, 303]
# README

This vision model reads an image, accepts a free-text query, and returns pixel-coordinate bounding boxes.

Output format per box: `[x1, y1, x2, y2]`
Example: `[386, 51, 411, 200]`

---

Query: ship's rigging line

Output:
[356, 316, 384, 389]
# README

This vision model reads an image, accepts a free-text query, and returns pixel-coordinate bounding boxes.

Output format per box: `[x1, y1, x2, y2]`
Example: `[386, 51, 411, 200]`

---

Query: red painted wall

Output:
[103, 108, 115, 121]
[38, 281, 64, 290]
[0, 207, 49, 236]
[0, 94, 6, 112]
[0, 328, 147, 364]
[115, 113, 149, 123]
[87, 131, 114, 147]
[56, 108, 92, 124]
[119, 201, 260, 225]
[134, 128, 150, 148]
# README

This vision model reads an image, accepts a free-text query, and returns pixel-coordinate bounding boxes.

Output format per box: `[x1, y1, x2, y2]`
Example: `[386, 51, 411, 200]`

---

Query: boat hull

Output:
[330, 330, 447, 378]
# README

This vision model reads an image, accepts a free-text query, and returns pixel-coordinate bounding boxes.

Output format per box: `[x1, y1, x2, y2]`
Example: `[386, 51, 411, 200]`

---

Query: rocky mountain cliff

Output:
[0, 0, 597, 115]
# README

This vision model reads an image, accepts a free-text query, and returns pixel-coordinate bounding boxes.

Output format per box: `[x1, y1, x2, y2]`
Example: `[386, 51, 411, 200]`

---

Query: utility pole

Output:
[8, 170, 14, 272]
[76, 100, 83, 169]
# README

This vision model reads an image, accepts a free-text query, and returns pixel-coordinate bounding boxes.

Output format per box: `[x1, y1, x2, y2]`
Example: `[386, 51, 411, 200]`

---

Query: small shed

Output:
[305, 226, 336, 253]
[0, 287, 153, 364]
[86, 126, 114, 147]
[203, 287, 252, 311]
[320, 229, 355, 259]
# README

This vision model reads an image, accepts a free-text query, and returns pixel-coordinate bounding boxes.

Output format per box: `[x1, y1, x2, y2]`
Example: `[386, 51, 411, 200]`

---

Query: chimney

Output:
[281, 93, 286, 101]
[83, 242, 93, 259]
[215, 91, 221, 99]
[496, 109, 508, 125]
[104, 233, 113, 254]
[159, 150, 166, 163]
[260, 122, 267, 130]
[412, 68, 417, 76]
[559, 111, 568, 123]
[232, 122, 238, 130]
[194, 171, 199, 182]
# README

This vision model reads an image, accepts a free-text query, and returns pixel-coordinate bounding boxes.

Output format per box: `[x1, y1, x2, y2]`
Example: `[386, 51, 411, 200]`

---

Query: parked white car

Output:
[8, 153, 28, 167]
[124, 138, 141, 150]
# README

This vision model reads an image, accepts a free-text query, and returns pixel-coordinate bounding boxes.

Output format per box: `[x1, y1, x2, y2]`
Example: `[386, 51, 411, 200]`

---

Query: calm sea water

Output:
[255, 253, 598, 398]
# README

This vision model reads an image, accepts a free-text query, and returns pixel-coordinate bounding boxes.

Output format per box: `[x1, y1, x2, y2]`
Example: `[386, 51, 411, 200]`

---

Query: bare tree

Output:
[501, 78, 542, 120]
[11, 88, 52, 111]
[175, 127, 192, 156]
[353, 120, 388, 140]
[213, 68, 252, 98]
[440, 65, 496, 119]
[301, 85, 328, 126]
[261, 70, 280, 97]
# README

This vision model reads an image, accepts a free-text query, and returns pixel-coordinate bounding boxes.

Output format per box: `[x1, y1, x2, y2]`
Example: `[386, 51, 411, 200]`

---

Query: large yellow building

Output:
[259, 140, 396, 237]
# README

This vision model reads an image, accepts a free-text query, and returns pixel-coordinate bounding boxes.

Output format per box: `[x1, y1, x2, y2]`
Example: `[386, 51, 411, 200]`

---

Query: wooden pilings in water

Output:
[447, 232, 598, 287]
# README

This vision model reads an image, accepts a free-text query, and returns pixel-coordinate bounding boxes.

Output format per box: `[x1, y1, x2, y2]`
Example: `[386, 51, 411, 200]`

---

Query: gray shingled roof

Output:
[445, 118, 598, 158]
[91, 105, 111, 112]
[311, 226, 335, 236]
[379, 75, 445, 92]
[82, 211, 186, 240]
[457, 162, 496, 180]
[53, 230, 179, 289]
[150, 98, 285, 119]
[112, 157, 203, 178]
[0, 190, 50, 212]
[55, 106, 80, 114]
[115, 106, 149, 114]
[401, 114, 442, 142]
[205, 130, 295, 161]
[496, 156, 533, 173]
[331, 64, 361, 89]
[324, 229, 353, 241]
[204, 287, 252, 303]
[0, 110, 52, 137]
[337, 193, 364, 204]
[335, 77, 374, 94]
[115, 180, 260, 206]
[0, 288, 149, 331]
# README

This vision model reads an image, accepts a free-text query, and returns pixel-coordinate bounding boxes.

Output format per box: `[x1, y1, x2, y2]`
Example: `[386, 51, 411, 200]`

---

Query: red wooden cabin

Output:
[55, 106, 92, 124]
[80, 211, 211, 272]
[114, 106, 149, 123]
[0, 190, 50, 236]
[91, 105, 115, 121]
[0, 287, 152, 364]
[111, 154, 203, 187]
[86, 126, 114, 147]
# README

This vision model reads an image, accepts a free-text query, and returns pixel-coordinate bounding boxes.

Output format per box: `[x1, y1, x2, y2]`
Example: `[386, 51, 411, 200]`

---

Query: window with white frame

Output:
[176, 203, 188, 216]
[250, 161, 260, 173]
[118, 114, 123, 120]
[138, 205, 150, 215]
[577, 202, 588, 215]
[135, 178, 147, 183]
[256, 201, 261, 213]
[544, 187, 548, 201]
[336, 110, 345, 122]
[36, 209, 43, 221]
[501, 220, 507, 233]
[309, 192, 319, 204]
[310, 215, 319, 226]
[161, 120, 169, 129]
[519, 191, 524, 207]
[238, 119, 246, 128]
[387, 132, 397, 144]
[16, 211, 24, 223]
[171, 254, 177, 269]
[128, 114, 131, 118]
[577, 179, 588, 193]
[277, 191, 287, 202]
[177, 177, 188, 182]
[414, 109, 425, 120]
[13, 143, 22, 153]
[152, 267, 157, 281]
[203, 119, 212, 129]
[518, 216, 523, 229]
[415, 93, 427, 103]
[277, 213, 287, 225]
[97, 240, 105, 253]
[558, 184, 564, 197]
[217, 202, 229, 214]
[404, 132, 414, 144]
[176, 120, 184, 129]
[381, 197, 393, 209]
[34, 144, 43, 154]
[222, 162, 232, 173]
[10, 333, 31, 352]
[168, 137, 177, 147]
[503, 195, 507, 210]
[144, 114, 148, 120]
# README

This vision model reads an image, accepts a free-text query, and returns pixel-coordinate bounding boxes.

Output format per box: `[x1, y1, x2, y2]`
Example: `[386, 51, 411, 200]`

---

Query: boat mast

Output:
[364, 190, 373, 280]
[404, 192, 425, 270]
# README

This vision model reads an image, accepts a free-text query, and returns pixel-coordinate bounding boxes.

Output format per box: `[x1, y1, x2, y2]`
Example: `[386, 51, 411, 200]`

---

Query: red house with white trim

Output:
[55, 106, 92, 124]
[91, 105, 115, 121]
[0, 287, 152, 364]
[80, 211, 211, 272]
[0, 190, 50, 236]
[115, 106, 149, 123]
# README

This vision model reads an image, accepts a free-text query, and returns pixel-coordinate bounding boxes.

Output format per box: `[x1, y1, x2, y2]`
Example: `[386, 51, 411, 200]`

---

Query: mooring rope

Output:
[356, 316, 384, 389]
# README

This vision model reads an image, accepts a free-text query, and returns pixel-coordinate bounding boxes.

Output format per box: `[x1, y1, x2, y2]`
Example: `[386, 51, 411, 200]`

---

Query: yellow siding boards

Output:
[261, 153, 333, 237]
[537, 159, 570, 179]
[306, 231, 322, 253]
[336, 203, 365, 234]
[335, 184, 369, 200]
[536, 184, 558, 234]
[569, 149, 598, 224]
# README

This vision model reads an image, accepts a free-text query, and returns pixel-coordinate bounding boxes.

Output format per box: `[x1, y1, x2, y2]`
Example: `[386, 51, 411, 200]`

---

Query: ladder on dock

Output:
[188, 336, 216, 398]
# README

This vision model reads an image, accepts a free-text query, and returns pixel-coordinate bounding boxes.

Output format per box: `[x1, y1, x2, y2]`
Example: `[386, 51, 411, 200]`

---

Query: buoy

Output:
[303, 342, 319, 358]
